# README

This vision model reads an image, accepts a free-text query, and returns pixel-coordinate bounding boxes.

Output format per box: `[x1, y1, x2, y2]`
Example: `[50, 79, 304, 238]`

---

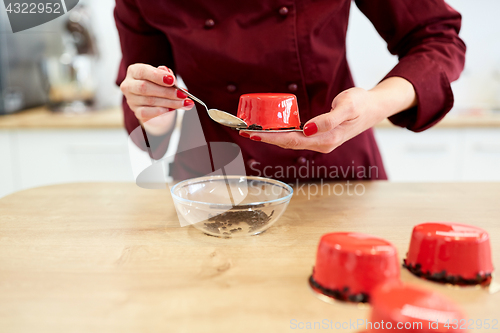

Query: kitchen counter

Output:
[0, 106, 123, 129]
[0, 182, 498, 333]
[1, 106, 500, 129]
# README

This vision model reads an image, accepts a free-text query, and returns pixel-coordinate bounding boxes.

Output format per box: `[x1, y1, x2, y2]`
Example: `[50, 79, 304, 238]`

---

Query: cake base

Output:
[243, 123, 305, 131]
[308, 275, 369, 303]
[403, 260, 492, 286]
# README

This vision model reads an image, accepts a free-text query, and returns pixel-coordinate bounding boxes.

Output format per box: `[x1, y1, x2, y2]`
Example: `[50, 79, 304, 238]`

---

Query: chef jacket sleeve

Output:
[115, 0, 176, 158]
[355, 0, 466, 132]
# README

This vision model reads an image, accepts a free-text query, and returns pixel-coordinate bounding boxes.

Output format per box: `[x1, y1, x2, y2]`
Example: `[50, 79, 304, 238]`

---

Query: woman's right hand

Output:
[120, 64, 194, 136]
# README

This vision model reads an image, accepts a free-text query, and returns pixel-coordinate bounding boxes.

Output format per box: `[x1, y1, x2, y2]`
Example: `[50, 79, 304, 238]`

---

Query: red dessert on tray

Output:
[404, 222, 493, 285]
[368, 284, 466, 332]
[310, 232, 400, 303]
[237, 93, 301, 130]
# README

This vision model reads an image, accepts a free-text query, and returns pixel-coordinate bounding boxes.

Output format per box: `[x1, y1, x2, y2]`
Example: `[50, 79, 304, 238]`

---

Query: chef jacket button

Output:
[226, 84, 237, 93]
[297, 156, 307, 165]
[288, 83, 298, 92]
[247, 159, 258, 169]
[278, 6, 289, 16]
[204, 19, 215, 29]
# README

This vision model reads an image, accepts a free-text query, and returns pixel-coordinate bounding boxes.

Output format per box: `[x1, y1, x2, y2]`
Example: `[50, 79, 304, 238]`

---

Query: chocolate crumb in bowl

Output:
[203, 209, 275, 237]
[171, 176, 293, 238]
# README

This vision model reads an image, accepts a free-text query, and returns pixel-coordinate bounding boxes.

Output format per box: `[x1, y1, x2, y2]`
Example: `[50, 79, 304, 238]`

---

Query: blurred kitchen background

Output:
[1, 0, 499, 198]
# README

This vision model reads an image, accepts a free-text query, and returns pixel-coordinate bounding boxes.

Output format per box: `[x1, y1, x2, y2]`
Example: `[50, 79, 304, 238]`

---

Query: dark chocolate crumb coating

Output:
[403, 259, 492, 285]
[309, 275, 370, 303]
[247, 124, 263, 130]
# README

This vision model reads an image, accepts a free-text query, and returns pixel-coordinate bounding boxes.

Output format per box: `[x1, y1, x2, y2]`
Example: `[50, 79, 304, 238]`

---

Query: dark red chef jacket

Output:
[115, 0, 465, 182]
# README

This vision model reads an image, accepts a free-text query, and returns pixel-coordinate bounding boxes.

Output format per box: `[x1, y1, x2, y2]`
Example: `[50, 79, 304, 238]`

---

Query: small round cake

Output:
[404, 222, 493, 285]
[237, 93, 301, 130]
[310, 232, 400, 303]
[369, 284, 465, 332]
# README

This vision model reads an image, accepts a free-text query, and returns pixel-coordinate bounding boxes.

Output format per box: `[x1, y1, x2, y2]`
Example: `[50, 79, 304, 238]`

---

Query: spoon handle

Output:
[173, 84, 207, 109]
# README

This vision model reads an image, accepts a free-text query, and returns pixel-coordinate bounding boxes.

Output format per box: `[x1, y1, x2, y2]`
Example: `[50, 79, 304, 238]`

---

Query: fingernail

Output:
[168, 108, 176, 112]
[176, 90, 188, 99]
[163, 75, 174, 85]
[303, 122, 318, 136]
[250, 136, 262, 142]
[239, 132, 250, 138]
[184, 99, 194, 107]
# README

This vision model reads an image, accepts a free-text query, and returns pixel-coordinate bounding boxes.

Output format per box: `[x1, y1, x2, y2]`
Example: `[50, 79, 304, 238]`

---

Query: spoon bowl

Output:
[208, 109, 247, 128]
[174, 85, 247, 128]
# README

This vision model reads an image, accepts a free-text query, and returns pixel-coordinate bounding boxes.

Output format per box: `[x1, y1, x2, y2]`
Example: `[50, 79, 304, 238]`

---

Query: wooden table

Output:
[0, 182, 499, 332]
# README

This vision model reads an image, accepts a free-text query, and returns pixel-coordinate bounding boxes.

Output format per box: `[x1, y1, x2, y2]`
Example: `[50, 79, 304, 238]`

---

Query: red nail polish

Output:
[303, 122, 318, 136]
[184, 99, 194, 107]
[168, 108, 176, 112]
[239, 132, 250, 138]
[163, 75, 174, 85]
[176, 90, 188, 99]
[251, 136, 262, 142]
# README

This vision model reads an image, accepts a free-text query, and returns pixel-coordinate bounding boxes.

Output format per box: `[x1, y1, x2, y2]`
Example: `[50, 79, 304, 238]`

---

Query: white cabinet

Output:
[375, 127, 500, 182]
[0, 131, 15, 198]
[0, 129, 134, 197]
[462, 129, 500, 181]
[1, 127, 500, 196]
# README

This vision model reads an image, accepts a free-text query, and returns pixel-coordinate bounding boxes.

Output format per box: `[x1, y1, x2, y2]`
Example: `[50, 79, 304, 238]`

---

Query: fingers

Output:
[127, 63, 176, 87]
[158, 66, 173, 75]
[124, 79, 188, 100]
[238, 131, 341, 153]
[122, 64, 195, 122]
[303, 103, 355, 137]
[239, 127, 347, 154]
[130, 95, 194, 110]
[303, 89, 362, 137]
[239, 132, 305, 149]
[141, 110, 177, 136]
[135, 106, 174, 121]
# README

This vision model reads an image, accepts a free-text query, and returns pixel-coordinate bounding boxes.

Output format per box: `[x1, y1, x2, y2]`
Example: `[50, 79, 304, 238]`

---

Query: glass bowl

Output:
[170, 175, 293, 237]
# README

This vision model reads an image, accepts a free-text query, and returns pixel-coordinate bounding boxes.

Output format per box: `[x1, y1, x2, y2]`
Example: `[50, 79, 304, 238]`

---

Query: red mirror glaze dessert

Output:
[310, 232, 400, 303]
[237, 93, 301, 130]
[369, 284, 466, 333]
[404, 222, 494, 285]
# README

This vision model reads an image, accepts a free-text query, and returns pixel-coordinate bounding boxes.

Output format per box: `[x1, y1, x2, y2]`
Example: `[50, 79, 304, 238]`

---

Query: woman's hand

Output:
[120, 64, 195, 136]
[239, 77, 417, 153]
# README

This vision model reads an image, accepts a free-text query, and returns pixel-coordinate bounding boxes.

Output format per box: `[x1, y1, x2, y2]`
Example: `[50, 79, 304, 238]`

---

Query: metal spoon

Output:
[174, 85, 247, 128]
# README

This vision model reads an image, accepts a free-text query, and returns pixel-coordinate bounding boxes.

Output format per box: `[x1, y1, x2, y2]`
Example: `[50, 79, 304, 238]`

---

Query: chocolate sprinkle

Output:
[203, 209, 275, 236]
[247, 124, 263, 130]
[309, 275, 370, 303]
[403, 259, 492, 286]
[243, 124, 303, 131]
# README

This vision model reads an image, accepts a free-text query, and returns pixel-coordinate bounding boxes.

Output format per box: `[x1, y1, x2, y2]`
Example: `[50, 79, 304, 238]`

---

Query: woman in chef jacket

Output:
[115, 0, 465, 182]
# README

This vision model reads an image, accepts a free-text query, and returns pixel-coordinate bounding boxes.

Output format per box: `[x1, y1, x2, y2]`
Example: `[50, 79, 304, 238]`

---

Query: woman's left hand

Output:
[239, 77, 417, 153]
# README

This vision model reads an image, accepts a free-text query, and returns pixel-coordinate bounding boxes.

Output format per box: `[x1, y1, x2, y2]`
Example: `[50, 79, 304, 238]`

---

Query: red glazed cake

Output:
[237, 93, 301, 130]
[368, 284, 466, 332]
[310, 232, 400, 303]
[404, 222, 493, 285]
